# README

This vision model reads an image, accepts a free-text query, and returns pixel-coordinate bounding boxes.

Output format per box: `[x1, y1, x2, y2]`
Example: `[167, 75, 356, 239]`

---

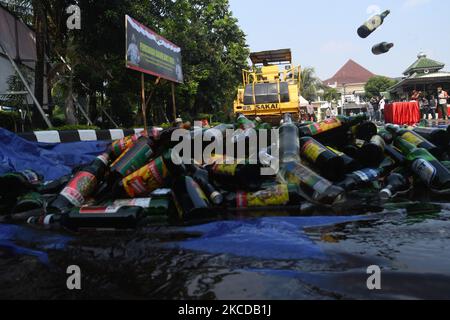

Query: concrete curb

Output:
[18, 128, 163, 143]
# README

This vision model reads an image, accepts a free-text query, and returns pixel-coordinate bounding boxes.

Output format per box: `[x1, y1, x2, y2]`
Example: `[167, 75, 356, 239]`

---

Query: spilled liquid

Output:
[1, 201, 450, 299]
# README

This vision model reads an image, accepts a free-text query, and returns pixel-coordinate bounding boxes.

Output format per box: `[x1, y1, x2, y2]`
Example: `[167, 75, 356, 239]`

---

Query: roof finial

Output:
[418, 52, 427, 59]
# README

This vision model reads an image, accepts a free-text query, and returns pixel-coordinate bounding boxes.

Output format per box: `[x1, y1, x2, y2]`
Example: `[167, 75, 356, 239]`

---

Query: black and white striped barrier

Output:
[18, 128, 163, 143]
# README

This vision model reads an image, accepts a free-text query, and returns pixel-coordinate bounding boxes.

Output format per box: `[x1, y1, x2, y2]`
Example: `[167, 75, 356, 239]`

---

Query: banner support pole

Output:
[171, 82, 177, 121]
[141, 73, 148, 134]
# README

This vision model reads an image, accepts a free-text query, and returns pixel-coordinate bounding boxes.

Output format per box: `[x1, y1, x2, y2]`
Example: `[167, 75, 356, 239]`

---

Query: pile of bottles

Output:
[2, 113, 450, 231]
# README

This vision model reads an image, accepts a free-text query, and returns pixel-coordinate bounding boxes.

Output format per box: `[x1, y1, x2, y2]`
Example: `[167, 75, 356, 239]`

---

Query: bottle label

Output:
[412, 159, 436, 186]
[60, 172, 97, 207]
[301, 139, 327, 163]
[79, 206, 120, 214]
[112, 198, 152, 208]
[213, 163, 238, 176]
[122, 157, 168, 197]
[236, 185, 290, 208]
[353, 169, 378, 182]
[21, 170, 40, 185]
[112, 133, 142, 156]
[365, 15, 382, 31]
[327, 146, 343, 156]
[402, 132, 424, 147]
[111, 142, 153, 177]
[307, 118, 342, 135]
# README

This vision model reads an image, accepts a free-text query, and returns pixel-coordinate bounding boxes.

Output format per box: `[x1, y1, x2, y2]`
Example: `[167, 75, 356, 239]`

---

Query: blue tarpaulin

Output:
[0, 128, 108, 181]
[0, 224, 72, 264]
[177, 216, 370, 260]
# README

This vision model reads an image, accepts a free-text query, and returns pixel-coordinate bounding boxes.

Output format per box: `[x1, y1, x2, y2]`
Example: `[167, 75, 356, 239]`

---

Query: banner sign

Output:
[125, 15, 183, 83]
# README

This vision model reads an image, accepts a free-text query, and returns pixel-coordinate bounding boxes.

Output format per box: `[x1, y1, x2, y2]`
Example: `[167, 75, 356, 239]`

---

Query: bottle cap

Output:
[44, 214, 56, 225]
[210, 191, 223, 205]
[379, 188, 392, 200]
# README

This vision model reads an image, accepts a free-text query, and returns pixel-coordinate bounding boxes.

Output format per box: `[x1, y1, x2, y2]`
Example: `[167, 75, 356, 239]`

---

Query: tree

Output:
[365, 76, 397, 99]
[323, 87, 340, 102]
[5, 0, 249, 127]
[300, 67, 320, 102]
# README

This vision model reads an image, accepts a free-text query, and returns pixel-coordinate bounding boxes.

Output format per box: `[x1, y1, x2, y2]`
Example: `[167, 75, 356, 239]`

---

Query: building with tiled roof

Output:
[321, 59, 376, 112]
[389, 53, 450, 99]
[323, 59, 375, 88]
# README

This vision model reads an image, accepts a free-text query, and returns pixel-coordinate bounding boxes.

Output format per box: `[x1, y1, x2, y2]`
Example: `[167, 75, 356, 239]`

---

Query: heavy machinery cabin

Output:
[233, 49, 302, 124]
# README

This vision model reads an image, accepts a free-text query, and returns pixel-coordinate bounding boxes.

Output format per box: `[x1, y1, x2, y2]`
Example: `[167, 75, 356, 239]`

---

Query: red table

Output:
[384, 101, 420, 125]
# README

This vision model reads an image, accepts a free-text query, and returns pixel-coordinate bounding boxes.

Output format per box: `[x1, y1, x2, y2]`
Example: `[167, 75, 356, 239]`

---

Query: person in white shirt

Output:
[378, 97, 386, 122]
[437, 87, 448, 120]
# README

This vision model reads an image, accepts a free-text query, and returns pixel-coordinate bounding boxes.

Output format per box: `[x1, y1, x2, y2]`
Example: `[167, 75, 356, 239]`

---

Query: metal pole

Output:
[0, 40, 52, 128]
[72, 95, 93, 125]
[101, 109, 119, 128]
[171, 82, 177, 121]
[141, 73, 148, 132]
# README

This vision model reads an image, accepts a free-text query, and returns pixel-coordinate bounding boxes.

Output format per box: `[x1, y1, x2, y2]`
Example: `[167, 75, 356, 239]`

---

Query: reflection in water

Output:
[1, 204, 450, 299]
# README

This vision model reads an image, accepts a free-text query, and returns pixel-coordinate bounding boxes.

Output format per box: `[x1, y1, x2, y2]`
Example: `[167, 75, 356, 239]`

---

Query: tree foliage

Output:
[4, 0, 249, 127]
[364, 76, 397, 99]
[300, 67, 320, 102]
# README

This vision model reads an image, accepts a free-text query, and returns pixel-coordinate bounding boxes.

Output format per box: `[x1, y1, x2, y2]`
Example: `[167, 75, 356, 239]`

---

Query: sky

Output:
[228, 0, 450, 80]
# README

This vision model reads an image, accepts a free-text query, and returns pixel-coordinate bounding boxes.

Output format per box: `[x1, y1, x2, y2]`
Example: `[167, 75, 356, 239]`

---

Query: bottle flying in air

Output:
[357, 10, 391, 38]
[372, 42, 394, 55]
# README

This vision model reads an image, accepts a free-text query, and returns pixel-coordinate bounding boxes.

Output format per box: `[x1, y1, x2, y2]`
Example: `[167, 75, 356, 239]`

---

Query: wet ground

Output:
[1, 198, 450, 300]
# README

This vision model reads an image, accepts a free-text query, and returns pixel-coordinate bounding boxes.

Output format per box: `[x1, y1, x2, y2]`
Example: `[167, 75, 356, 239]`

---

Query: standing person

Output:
[419, 96, 430, 120]
[325, 106, 332, 119]
[306, 101, 316, 122]
[429, 95, 437, 120]
[373, 96, 380, 122]
[367, 98, 375, 121]
[437, 87, 449, 120]
[411, 90, 421, 101]
[379, 96, 386, 123]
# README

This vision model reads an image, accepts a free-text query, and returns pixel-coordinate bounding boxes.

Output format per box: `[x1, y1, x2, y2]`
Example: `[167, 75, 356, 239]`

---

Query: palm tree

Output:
[300, 67, 320, 102]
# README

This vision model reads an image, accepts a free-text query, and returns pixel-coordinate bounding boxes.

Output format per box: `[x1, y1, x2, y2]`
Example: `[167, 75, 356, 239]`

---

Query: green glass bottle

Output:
[172, 175, 210, 220]
[112, 150, 181, 198]
[205, 161, 270, 191]
[0, 169, 43, 199]
[298, 114, 367, 137]
[413, 127, 450, 150]
[225, 184, 303, 208]
[109, 136, 155, 182]
[187, 164, 223, 205]
[394, 137, 450, 193]
[357, 10, 390, 38]
[41, 206, 144, 231]
[352, 121, 378, 142]
[377, 128, 394, 145]
[386, 124, 442, 158]
[300, 137, 345, 181]
[235, 113, 256, 131]
[379, 173, 412, 200]
[281, 161, 346, 205]
[327, 146, 361, 173]
[11, 192, 46, 214]
[358, 135, 386, 168]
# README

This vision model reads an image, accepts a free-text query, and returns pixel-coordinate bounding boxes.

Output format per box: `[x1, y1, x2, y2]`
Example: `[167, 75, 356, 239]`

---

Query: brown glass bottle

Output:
[48, 153, 110, 213]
